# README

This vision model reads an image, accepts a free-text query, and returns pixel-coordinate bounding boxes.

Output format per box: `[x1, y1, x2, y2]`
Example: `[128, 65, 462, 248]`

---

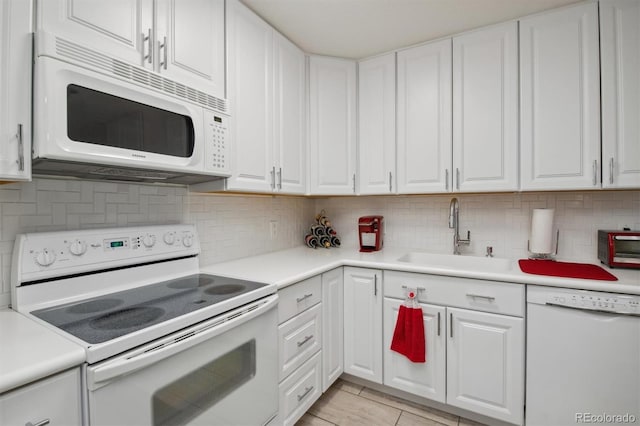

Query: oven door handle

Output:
[89, 294, 278, 387]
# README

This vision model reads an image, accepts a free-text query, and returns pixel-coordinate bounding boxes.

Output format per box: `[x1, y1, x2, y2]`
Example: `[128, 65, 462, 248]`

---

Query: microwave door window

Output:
[67, 85, 194, 157]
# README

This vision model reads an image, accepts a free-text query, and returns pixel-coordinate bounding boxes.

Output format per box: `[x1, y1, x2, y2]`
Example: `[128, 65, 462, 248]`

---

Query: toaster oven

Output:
[598, 230, 640, 269]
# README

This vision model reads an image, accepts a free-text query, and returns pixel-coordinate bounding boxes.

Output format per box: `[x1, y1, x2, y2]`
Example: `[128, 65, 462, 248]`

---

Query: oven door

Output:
[34, 55, 207, 175]
[86, 295, 278, 426]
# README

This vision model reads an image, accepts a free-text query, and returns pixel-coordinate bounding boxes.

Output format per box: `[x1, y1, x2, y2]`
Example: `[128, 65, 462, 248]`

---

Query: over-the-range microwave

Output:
[32, 32, 231, 184]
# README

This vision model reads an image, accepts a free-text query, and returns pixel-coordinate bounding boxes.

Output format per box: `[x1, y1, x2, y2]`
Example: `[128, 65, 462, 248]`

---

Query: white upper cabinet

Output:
[0, 0, 32, 181]
[38, 0, 225, 99]
[155, 0, 225, 98]
[309, 56, 357, 195]
[358, 53, 396, 195]
[600, 0, 640, 189]
[520, 2, 601, 190]
[397, 40, 452, 194]
[225, 0, 274, 192]
[223, 0, 306, 194]
[274, 32, 307, 194]
[453, 22, 519, 192]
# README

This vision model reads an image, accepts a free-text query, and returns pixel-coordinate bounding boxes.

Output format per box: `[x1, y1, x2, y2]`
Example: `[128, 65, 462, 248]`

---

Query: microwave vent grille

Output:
[55, 37, 228, 114]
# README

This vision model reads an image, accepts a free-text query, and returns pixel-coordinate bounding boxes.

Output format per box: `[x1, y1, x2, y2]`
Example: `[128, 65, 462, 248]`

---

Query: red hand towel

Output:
[390, 305, 426, 363]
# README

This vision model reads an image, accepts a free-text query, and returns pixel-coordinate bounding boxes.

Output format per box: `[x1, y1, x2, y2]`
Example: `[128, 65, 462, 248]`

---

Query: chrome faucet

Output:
[449, 197, 471, 255]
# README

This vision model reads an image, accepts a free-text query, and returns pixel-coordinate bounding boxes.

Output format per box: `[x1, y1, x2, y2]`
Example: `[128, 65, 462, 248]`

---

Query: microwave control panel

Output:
[206, 112, 230, 174]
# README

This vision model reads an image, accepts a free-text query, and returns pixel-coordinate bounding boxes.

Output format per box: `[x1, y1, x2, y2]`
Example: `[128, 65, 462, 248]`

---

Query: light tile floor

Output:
[296, 379, 486, 426]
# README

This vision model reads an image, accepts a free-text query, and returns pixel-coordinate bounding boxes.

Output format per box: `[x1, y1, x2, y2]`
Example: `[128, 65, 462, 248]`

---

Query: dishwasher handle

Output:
[89, 294, 278, 387]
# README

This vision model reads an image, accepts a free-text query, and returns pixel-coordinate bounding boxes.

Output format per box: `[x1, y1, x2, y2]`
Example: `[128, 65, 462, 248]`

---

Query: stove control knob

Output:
[69, 240, 88, 256]
[182, 233, 194, 247]
[142, 234, 156, 248]
[35, 249, 56, 267]
[163, 232, 176, 245]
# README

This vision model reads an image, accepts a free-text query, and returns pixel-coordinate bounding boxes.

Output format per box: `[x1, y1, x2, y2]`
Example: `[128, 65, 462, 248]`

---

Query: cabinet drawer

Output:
[278, 303, 322, 381]
[279, 351, 322, 426]
[278, 275, 322, 324]
[0, 368, 82, 426]
[384, 270, 524, 317]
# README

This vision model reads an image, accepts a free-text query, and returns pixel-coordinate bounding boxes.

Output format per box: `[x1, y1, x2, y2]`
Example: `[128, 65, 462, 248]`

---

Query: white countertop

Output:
[200, 245, 640, 295]
[0, 309, 85, 394]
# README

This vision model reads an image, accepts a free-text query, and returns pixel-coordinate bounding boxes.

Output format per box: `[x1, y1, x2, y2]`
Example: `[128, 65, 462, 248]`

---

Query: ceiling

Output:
[240, 0, 582, 59]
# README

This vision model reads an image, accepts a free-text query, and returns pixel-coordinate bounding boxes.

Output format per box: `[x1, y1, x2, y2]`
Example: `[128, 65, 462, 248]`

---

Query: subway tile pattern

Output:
[315, 191, 640, 263]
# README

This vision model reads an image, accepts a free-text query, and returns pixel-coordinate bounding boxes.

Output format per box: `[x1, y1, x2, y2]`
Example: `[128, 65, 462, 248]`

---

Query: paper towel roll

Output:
[529, 209, 555, 254]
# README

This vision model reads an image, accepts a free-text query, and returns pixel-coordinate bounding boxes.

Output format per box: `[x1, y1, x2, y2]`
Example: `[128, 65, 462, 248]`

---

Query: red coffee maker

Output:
[358, 216, 384, 252]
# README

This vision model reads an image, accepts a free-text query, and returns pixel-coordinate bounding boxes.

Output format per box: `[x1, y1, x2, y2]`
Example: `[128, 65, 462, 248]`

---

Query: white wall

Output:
[316, 191, 640, 263]
[0, 178, 314, 308]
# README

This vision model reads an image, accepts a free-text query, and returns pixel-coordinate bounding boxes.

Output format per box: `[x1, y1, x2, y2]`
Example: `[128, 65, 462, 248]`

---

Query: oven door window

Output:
[67, 84, 194, 157]
[152, 339, 256, 426]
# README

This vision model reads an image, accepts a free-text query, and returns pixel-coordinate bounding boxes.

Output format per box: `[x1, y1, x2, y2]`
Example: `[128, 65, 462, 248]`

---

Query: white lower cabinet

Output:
[383, 271, 525, 425]
[322, 268, 344, 391]
[343, 267, 383, 384]
[278, 351, 323, 426]
[0, 368, 82, 426]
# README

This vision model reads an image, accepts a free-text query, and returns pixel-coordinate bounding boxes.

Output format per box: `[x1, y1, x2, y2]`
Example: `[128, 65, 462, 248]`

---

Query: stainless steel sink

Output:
[397, 252, 512, 272]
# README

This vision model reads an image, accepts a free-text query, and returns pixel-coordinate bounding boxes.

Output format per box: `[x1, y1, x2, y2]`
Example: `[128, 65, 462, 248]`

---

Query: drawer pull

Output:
[297, 335, 314, 347]
[401, 285, 426, 293]
[466, 293, 496, 302]
[297, 385, 314, 402]
[26, 420, 50, 426]
[296, 293, 313, 303]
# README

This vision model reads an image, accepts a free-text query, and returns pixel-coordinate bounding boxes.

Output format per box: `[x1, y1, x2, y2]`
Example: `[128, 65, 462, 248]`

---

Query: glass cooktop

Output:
[31, 274, 268, 344]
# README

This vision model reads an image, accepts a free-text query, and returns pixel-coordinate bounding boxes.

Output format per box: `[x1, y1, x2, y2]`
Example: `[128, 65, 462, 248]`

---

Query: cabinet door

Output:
[225, 0, 275, 192]
[383, 298, 446, 403]
[38, 0, 151, 66]
[520, 2, 601, 190]
[274, 33, 307, 194]
[308, 56, 357, 195]
[397, 40, 452, 194]
[358, 53, 396, 195]
[155, 0, 225, 99]
[601, 0, 640, 189]
[343, 267, 382, 383]
[447, 307, 524, 425]
[0, 0, 31, 180]
[453, 22, 518, 192]
[322, 268, 344, 391]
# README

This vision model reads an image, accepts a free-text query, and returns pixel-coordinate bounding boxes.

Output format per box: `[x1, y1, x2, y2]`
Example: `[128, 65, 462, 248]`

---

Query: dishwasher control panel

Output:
[528, 286, 640, 315]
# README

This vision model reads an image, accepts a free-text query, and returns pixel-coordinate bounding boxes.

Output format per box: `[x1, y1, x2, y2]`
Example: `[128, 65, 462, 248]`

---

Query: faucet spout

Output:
[449, 197, 470, 255]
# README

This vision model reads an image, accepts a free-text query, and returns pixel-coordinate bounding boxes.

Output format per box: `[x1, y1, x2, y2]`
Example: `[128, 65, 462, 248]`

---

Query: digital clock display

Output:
[110, 241, 124, 248]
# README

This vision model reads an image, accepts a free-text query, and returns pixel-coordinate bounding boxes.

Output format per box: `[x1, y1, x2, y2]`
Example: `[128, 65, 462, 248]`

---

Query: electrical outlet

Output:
[269, 220, 278, 239]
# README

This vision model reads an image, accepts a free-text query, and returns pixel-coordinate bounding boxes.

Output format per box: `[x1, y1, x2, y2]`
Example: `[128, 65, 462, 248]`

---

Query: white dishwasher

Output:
[526, 286, 640, 426]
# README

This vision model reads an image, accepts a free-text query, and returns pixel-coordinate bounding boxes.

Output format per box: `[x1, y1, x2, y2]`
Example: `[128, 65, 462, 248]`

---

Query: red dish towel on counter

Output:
[390, 305, 426, 363]
[518, 259, 618, 281]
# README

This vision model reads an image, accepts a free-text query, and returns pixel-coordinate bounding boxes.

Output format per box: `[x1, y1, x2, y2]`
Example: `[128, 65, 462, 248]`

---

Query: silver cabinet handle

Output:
[297, 385, 314, 402]
[374, 274, 377, 296]
[401, 285, 426, 293]
[277, 167, 282, 190]
[352, 173, 356, 193]
[142, 28, 152, 64]
[297, 335, 313, 347]
[456, 168, 460, 190]
[16, 124, 24, 171]
[159, 36, 167, 70]
[609, 157, 614, 184]
[437, 312, 441, 336]
[466, 293, 496, 302]
[26, 420, 50, 426]
[592, 160, 598, 186]
[389, 171, 393, 192]
[445, 169, 449, 191]
[296, 293, 313, 303]
[270, 166, 276, 190]
[449, 313, 453, 338]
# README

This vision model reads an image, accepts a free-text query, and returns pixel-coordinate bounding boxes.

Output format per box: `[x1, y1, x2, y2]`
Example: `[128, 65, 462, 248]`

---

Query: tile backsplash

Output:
[316, 191, 640, 262]
[0, 178, 638, 308]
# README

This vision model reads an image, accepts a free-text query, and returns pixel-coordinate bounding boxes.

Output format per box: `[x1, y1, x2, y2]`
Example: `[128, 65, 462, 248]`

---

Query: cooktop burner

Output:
[31, 274, 268, 344]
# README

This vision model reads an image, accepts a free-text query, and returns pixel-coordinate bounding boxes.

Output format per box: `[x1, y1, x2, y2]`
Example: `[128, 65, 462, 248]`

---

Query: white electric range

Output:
[11, 224, 279, 426]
